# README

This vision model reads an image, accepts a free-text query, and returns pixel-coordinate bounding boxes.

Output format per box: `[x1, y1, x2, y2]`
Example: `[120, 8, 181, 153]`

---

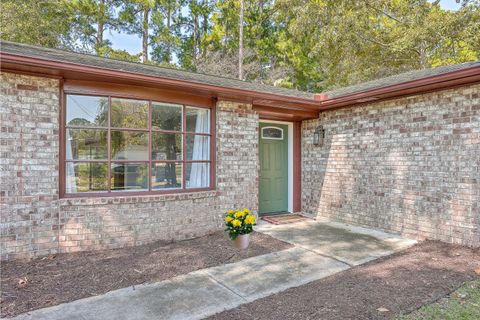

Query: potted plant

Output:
[224, 208, 256, 249]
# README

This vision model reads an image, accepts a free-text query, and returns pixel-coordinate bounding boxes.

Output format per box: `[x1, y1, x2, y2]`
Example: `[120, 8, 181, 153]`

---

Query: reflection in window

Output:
[152, 133, 182, 160]
[152, 163, 182, 189]
[66, 95, 108, 127]
[186, 107, 210, 133]
[261, 127, 283, 139]
[64, 94, 212, 194]
[111, 98, 149, 128]
[111, 163, 148, 191]
[66, 163, 108, 193]
[66, 129, 107, 160]
[152, 103, 182, 131]
[111, 131, 148, 160]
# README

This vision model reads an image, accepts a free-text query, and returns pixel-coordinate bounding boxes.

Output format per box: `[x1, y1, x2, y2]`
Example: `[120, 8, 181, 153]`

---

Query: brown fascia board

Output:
[253, 104, 319, 120]
[315, 65, 480, 109]
[0, 52, 320, 110]
[5, 51, 478, 115]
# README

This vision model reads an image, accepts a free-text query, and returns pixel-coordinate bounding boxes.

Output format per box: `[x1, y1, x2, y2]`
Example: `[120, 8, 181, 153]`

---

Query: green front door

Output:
[259, 123, 288, 215]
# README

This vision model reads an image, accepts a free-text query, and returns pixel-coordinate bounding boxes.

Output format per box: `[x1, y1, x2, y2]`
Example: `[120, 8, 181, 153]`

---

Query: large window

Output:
[64, 94, 212, 195]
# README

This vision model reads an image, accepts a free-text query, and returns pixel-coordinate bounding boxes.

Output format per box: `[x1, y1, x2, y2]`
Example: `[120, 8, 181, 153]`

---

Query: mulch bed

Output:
[0, 231, 292, 318]
[207, 240, 480, 320]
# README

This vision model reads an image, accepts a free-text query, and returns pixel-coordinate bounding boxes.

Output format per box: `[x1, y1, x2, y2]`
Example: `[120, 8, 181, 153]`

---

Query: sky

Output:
[107, 0, 463, 56]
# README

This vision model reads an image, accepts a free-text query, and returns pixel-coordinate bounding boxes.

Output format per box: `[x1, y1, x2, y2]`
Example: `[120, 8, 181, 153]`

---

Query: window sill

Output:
[59, 189, 218, 206]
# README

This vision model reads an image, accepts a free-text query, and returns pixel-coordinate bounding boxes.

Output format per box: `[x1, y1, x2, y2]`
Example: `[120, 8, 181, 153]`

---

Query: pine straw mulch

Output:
[0, 231, 292, 318]
[207, 240, 480, 320]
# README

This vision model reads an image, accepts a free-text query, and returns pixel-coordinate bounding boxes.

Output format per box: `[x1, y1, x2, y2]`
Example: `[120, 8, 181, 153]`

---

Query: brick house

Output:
[1, 41, 479, 260]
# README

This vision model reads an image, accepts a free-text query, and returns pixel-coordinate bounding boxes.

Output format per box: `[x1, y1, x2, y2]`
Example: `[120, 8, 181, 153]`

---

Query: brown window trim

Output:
[59, 87, 216, 199]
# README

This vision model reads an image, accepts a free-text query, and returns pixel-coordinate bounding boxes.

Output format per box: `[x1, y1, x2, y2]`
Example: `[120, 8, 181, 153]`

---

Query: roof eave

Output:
[0, 52, 320, 111]
[316, 64, 480, 110]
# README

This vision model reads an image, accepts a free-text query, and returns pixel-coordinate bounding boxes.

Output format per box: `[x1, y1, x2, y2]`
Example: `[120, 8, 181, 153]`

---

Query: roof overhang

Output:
[2, 50, 479, 120]
[315, 64, 480, 110]
[0, 52, 320, 121]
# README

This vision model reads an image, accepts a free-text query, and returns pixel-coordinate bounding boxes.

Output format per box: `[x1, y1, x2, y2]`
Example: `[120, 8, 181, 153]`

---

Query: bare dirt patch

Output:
[207, 241, 480, 320]
[0, 231, 292, 318]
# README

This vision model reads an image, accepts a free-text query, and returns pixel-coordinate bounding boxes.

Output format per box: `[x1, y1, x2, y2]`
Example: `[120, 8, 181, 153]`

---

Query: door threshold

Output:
[260, 211, 290, 217]
[260, 213, 312, 225]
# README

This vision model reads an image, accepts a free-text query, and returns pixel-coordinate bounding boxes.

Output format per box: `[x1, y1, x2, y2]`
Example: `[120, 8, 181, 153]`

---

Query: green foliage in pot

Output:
[224, 208, 256, 240]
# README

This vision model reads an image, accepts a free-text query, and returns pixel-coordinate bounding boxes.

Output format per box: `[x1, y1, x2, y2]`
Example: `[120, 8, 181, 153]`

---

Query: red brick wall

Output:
[302, 83, 480, 247]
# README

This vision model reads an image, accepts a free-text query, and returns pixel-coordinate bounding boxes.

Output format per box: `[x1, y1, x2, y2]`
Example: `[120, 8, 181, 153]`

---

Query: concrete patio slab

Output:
[205, 247, 349, 300]
[256, 220, 416, 265]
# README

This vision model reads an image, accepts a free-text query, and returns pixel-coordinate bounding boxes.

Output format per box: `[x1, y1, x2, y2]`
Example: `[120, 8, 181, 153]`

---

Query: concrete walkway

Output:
[10, 221, 416, 320]
[256, 220, 417, 265]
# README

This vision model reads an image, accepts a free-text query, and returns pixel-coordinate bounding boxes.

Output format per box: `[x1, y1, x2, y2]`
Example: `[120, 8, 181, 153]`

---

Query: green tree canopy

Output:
[1, 0, 479, 92]
[0, 0, 76, 49]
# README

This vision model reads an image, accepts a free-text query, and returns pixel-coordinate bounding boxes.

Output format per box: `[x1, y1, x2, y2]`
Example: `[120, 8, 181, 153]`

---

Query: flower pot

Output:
[234, 234, 250, 250]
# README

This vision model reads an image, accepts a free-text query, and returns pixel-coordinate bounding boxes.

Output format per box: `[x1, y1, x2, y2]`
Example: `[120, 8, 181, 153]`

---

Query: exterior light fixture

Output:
[313, 125, 325, 146]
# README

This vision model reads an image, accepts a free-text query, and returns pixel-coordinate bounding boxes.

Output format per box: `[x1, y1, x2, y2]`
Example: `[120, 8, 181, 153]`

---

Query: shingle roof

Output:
[324, 61, 480, 98]
[2, 41, 478, 103]
[0, 41, 314, 100]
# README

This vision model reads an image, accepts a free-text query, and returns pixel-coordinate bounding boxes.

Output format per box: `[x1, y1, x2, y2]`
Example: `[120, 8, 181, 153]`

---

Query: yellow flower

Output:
[243, 208, 250, 214]
[227, 209, 233, 214]
[232, 219, 242, 227]
[225, 216, 233, 223]
[244, 215, 256, 225]
[234, 211, 245, 219]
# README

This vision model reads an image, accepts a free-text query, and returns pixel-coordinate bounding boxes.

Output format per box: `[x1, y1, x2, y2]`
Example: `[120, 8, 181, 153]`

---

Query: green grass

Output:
[396, 279, 480, 320]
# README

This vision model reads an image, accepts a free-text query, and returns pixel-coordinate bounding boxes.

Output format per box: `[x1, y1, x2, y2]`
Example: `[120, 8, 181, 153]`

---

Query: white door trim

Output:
[259, 120, 293, 213]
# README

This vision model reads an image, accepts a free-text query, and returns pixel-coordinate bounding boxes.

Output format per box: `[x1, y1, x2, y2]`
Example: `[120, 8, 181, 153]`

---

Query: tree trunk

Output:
[202, 0, 208, 57]
[166, 5, 171, 63]
[142, 8, 149, 63]
[238, 0, 244, 80]
[193, 14, 198, 63]
[419, 41, 427, 69]
[257, 0, 264, 40]
[96, 0, 106, 54]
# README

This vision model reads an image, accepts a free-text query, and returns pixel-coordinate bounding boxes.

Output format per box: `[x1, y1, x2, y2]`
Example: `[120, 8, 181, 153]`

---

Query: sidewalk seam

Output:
[297, 245, 353, 267]
[205, 273, 248, 303]
[267, 241, 353, 267]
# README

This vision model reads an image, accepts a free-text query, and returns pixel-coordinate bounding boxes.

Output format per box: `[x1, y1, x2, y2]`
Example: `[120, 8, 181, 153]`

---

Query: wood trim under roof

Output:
[0, 52, 320, 120]
[1, 44, 480, 119]
[315, 64, 480, 109]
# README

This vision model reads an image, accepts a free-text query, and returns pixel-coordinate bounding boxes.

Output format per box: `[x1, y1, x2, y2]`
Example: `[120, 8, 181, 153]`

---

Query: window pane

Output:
[152, 103, 182, 131]
[186, 107, 210, 133]
[151, 163, 182, 189]
[111, 130, 148, 160]
[66, 162, 108, 193]
[152, 133, 182, 160]
[261, 127, 283, 140]
[186, 135, 210, 160]
[186, 163, 210, 188]
[111, 98, 148, 128]
[111, 163, 148, 191]
[66, 95, 108, 127]
[66, 129, 107, 160]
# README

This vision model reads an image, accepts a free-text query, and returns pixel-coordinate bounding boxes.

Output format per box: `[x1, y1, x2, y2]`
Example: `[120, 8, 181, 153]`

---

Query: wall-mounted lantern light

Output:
[313, 125, 325, 146]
